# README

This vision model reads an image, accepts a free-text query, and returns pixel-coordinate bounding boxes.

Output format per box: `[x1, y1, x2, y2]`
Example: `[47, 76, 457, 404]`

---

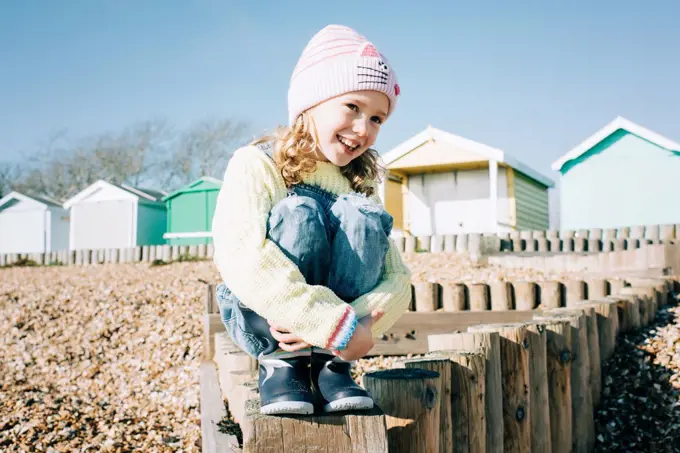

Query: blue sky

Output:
[2, 0, 679, 185]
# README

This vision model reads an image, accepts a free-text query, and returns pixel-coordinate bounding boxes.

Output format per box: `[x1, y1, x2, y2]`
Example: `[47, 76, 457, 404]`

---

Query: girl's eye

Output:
[346, 103, 359, 112]
[371, 116, 383, 125]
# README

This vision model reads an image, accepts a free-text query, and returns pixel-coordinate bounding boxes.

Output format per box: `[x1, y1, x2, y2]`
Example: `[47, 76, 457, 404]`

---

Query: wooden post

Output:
[586, 279, 608, 299]
[573, 300, 618, 364]
[524, 321, 551, 453]
[549, 237, 562, 252]
[469, 283, 490, 311]
[242, 400, 389, 452]
[608, 278, 626, 296]
[363, 368, 441, 453]
[514, 281, 537, 310]
[606, 295, 640, 333]
[490, 281, 512, 311]
[532, 318, 572, 453]
[427, 331, 504, 453]
[573, 237, 586, 253]
[581, 306, 601, 408]
[560, 306, 602, 408]
[405, 236, 417, 253]
[588, 238, 601, 252]
[624, 283, 660, 319]
[537, 310, 593, 453]
[468, 323, 530, 453]
[415, 282, 439, 312]
[446, 351, 487, 453]
[205, 284, 217, 314]
[538, 281, 562, 309]
[616, 289, 648, 327]
[564, 280, 586, 307]
[442, 283, 466, 312]
[403, 358, 453, 453]
[200, 362, 241, 452]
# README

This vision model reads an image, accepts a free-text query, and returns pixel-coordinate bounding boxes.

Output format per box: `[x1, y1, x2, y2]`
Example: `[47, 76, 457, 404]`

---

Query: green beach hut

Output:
[162, 176, 222, 245]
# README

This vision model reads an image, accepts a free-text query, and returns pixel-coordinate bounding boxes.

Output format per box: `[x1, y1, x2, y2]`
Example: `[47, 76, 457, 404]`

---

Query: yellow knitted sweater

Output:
[211, 144, 412, 350]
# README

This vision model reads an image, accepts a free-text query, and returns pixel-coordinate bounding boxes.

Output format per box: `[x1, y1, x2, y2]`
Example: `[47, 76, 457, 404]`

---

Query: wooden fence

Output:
[201, 276, 675, 358]
[393, 227, 680, 255]
[0, 244, 215, 267]
[2, 223, 680, 268]
[200, 276, 677, 452]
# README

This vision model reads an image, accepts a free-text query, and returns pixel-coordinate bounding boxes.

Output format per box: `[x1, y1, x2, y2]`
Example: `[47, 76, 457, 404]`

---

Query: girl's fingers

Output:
[269, 323, 290, 333]
[278, 341, 312, 352]
[270, 327, 304, 344]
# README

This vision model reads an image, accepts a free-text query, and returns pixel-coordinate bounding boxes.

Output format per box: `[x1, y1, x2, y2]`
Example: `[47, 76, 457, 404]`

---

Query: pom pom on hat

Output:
[287, 24, 400, 125]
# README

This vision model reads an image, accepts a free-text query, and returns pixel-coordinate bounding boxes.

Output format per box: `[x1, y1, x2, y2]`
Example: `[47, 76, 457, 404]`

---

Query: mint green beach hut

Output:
[162, 176, 222, 245]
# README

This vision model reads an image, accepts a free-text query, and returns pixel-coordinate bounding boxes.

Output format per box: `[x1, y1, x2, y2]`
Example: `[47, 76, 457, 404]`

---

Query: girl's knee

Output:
[332, 194, 393, 237]
[267, 195, 330, 254]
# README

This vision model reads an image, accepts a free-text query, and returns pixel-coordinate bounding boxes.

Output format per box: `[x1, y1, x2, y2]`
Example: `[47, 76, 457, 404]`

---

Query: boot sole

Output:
[260, 401, 315, 415]
[323, 396, 374, 413]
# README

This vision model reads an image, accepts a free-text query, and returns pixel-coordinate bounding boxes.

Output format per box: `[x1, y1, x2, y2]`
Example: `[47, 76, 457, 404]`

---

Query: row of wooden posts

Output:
[2, 232, 677, 269]
[394, 231, 678, 255]
[407, 277, 630, 313]
[201, 277, 676, 452]
[0, 243, 215, 267]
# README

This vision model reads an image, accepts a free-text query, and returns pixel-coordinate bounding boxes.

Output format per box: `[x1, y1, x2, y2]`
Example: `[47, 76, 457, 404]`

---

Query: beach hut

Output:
[0, 191, 69, 254]
[162, 176, 222, 245]
[379, 125, 554, 236]
[552, 116, 680, 230]
[63, 180, 167, 250]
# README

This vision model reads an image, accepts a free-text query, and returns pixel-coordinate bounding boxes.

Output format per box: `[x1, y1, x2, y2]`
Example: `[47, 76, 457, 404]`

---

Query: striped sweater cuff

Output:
[325, 305, 358, 350]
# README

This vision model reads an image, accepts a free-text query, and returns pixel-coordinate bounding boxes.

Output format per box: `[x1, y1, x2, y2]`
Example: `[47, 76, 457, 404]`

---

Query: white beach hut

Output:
[0, 191, 70, 254]
[63, 180, 167, 250]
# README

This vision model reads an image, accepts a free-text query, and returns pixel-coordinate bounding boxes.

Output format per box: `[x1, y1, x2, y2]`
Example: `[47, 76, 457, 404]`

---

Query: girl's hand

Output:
[332, 310, 384, 361]
[269, 323, 312, 352]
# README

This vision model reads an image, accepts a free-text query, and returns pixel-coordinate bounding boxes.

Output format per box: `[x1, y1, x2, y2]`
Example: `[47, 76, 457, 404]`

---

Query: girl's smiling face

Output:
[308, 90, 389, 167]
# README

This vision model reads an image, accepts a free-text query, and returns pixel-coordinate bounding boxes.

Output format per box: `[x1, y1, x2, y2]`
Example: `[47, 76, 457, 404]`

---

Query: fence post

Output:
[427, 331, 504, 453]
[537, 310, 594, 453]
[513, 281, 537, 310]
[430, 234, 444, 252]
[414, 282, 438, 312]
[573, 300, 618, 363]
[524, 321, 551, 453]
[363, 368, 441, 453]
[538, 281, 562, 309]
[441, 283, 466, 312]
[490, 281, 512, 311]
[443, 235, 456, 252]
[405, 236, 417, 253]
[468, 283, 489, 311]
[467, 323, 531, 453]
[403, 357, 454, 453]
[533, 318, 573, 453]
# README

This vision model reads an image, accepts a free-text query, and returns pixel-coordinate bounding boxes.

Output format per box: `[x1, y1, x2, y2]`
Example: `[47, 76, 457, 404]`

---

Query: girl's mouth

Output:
[337, 135, 360, 152]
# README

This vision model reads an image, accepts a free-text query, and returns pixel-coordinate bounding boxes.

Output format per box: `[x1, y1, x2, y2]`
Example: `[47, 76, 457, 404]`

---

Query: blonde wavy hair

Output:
[250, 112, 384, 196]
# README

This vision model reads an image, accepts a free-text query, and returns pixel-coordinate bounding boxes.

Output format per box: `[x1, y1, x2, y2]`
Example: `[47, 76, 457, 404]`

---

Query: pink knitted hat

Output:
[287, 24, 400, 125]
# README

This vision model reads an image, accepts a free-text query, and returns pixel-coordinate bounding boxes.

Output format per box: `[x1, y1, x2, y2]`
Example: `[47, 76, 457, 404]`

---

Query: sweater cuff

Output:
[324, 305, 358, 350]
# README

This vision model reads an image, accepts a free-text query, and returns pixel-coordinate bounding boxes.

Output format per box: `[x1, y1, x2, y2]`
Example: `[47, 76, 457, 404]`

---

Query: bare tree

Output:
[0, 161, 22, 198]
[164, 118, 249, 188]
[8, 116, 247, 200]
[13, 120, 175, 200]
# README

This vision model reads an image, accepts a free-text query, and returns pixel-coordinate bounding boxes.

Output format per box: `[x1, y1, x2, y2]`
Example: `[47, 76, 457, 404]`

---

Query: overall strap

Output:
[255, 140, 294, 195]
[255, 141, 276, 162]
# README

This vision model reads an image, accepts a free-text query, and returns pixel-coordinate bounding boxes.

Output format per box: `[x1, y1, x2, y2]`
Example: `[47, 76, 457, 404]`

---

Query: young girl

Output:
[211, 24, 412, 416]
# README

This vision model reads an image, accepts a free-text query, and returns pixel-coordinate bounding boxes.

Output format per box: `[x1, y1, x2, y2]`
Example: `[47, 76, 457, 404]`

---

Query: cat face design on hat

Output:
[356, 42, 400, 98]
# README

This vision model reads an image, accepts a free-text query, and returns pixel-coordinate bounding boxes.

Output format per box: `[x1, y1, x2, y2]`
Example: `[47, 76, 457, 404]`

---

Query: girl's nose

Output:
[353, 118, 369, 137]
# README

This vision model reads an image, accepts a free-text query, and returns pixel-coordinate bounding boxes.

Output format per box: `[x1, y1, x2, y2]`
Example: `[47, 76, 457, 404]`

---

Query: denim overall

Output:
[215, 142, 393, 358]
